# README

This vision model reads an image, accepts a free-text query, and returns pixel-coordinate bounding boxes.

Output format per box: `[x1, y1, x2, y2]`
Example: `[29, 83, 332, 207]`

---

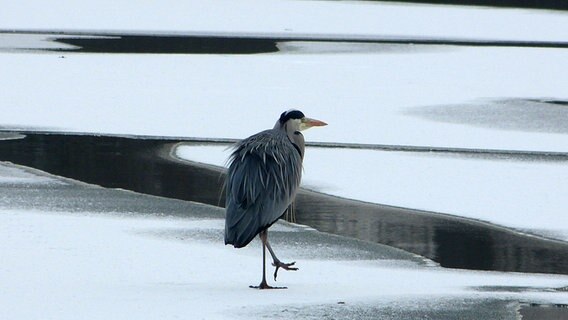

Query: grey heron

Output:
[224, 109, 327, 289]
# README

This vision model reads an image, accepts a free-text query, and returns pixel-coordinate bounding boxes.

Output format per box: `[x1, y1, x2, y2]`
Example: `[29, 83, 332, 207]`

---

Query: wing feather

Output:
[224, 129, 302, 248]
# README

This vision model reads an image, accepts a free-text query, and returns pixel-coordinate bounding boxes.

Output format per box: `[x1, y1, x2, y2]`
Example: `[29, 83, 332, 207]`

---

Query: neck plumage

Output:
[274, 120, 304, 159]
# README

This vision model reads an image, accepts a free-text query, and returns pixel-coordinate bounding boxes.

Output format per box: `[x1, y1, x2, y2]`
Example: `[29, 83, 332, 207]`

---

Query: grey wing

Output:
[224, 131, 302, 248]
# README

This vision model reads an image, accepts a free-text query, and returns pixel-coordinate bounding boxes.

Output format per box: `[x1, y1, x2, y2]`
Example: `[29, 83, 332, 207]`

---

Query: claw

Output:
[272, 260, 298, 281]
[250, 283, 287, 290]
[273, 265, 279, 281]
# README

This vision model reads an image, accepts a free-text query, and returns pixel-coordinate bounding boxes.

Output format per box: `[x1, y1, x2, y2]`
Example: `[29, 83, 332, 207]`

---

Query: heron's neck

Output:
[274, 121, 304, 159]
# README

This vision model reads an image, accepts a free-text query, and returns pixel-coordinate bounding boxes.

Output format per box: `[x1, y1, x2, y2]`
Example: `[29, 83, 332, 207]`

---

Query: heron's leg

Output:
[264, 232, 298, 281]
[250, 230, 287, 289]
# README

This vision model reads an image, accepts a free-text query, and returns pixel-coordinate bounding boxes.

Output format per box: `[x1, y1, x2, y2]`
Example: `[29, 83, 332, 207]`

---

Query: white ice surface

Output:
[176, 145, 568, 241]
[1, 46, 568, 152]
[0, 163, 60, 185]
[2, 209, 568, 320]
[0, 34, 116, 51]
[2, 1, 568, 43]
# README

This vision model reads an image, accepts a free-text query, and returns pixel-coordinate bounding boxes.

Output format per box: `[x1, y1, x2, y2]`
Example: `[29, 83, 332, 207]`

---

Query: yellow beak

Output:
[300, 117, 327, 131]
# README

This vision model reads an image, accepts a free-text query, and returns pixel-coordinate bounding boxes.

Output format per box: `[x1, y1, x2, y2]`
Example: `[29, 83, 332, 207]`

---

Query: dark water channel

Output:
[2, 132, 568, 276]
[378, 0, 568, 10]
[2, 30, 568, 56]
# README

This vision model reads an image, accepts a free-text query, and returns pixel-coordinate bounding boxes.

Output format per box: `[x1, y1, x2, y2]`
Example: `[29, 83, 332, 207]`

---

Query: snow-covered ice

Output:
[1, 46, 567, 152]
[1, 162, 567, 319]
[2, 0, 568, 43]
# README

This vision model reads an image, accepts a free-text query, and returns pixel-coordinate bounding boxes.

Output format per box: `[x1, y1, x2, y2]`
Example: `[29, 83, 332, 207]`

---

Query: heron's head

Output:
[278, 109, 327, 131]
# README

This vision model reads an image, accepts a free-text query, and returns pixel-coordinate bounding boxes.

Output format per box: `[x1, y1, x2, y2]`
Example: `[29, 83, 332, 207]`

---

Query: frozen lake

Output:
[1, 23, 568, 273]
[2, 1, 568, 317]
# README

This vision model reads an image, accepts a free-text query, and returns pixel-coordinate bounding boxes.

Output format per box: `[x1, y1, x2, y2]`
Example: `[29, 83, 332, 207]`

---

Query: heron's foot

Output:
[272, 260, 298, 281]
[249, 280, 287, 290]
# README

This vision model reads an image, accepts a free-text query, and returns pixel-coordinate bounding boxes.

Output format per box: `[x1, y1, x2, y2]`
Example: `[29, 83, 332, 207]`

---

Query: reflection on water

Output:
[0, 133, 224, 206]
[295, 191, 568, 274]
[2, 132, 568, 275]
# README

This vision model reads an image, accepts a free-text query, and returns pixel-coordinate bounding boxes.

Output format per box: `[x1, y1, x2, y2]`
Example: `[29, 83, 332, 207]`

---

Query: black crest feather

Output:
[279, 109, 305, 124]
